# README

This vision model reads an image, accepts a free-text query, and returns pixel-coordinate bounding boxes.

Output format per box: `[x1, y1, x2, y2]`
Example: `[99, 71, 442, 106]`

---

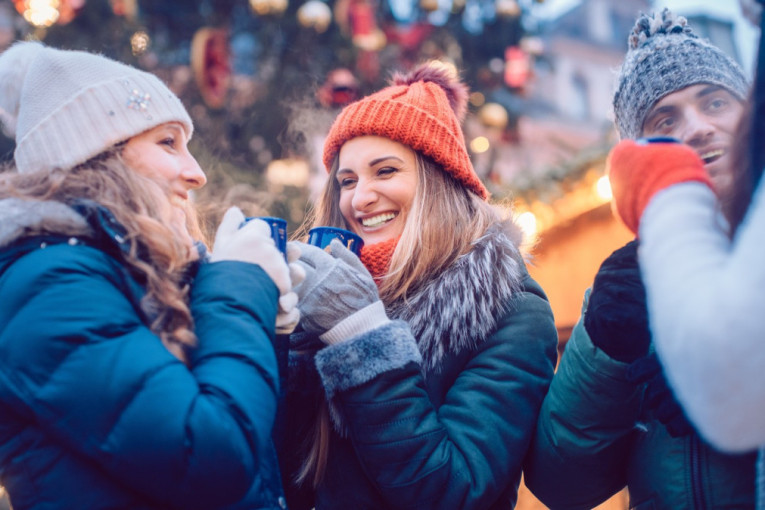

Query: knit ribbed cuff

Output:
[319, 301, 390, 345]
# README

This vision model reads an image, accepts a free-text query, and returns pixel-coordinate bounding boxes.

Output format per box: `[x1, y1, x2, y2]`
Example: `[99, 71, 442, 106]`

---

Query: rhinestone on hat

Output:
[127, 88, 151, 112]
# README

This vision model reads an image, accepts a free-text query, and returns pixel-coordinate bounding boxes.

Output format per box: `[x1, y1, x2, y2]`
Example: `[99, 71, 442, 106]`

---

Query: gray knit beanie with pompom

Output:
[613, 8, 748, 140]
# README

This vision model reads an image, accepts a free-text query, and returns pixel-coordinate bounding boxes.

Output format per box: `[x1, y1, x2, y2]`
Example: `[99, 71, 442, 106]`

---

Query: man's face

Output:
[642, 84, 744, 198]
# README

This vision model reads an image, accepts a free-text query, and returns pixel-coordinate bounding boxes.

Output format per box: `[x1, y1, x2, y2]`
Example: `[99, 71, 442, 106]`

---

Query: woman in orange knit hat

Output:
[279, 61, 558, 509]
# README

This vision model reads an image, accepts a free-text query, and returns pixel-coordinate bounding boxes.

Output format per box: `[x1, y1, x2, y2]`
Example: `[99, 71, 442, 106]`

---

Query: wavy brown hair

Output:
[0, 150, 200, 362]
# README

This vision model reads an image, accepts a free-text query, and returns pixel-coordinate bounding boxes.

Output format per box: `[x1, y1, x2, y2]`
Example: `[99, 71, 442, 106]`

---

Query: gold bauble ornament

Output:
[478, 103, 509, 129]
[297, 0, 332, 32]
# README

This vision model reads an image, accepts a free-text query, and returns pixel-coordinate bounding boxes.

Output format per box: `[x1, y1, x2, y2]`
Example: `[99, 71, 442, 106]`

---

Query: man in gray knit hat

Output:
[613, 7, 748, 197]
[524, 9, 756, 509]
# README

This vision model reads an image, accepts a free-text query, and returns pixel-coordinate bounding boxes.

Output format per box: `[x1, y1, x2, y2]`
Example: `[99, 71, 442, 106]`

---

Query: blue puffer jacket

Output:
[0, 198, 287, 510]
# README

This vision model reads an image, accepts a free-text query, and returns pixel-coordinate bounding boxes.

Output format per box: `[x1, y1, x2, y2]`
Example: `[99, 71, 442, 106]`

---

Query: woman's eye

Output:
[160, 137, 176, 147]
[378, 166, 397, 176]
[339, 178, 356, 188]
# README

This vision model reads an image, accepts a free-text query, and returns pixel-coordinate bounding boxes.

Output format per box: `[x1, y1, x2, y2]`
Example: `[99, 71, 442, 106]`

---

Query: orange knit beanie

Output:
[322, 62, 489, 200]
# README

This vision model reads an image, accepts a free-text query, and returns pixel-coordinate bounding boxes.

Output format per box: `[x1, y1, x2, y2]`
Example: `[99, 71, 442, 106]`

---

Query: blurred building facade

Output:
[494, 0, 744, 345]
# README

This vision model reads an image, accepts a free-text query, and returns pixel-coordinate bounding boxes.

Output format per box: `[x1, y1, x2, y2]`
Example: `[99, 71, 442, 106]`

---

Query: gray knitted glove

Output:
[294, 239, 388, 344]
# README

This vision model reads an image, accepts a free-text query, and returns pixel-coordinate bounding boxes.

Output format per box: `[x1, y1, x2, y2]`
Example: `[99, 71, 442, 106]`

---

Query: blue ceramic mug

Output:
[308, 226, 364, 256]
[241, 216, 288, 259]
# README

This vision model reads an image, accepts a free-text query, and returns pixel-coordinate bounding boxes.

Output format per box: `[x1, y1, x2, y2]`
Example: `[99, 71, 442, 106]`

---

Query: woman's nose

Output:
[351, 179, 378, 211]
[181, 155, 207, 190]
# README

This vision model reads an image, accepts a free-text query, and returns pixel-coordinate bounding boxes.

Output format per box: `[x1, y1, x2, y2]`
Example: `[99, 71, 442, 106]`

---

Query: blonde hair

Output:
[0, 150, 200, 363]
[296, 151, 501, 486]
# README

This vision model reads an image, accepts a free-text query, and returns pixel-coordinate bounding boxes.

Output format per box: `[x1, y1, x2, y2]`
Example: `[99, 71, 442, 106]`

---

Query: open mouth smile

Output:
[700, 149, 724, 165]
[361, 212, 397, 228]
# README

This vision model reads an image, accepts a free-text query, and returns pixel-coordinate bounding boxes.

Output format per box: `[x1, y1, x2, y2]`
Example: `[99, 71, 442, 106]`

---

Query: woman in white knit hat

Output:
[0, 41, 299, 509]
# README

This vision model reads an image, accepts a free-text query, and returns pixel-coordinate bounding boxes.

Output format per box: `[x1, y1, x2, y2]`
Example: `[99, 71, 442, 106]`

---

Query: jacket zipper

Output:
[690, 434, 705, 509]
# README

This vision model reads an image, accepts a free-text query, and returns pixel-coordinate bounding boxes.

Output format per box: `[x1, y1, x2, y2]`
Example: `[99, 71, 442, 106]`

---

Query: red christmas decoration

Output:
[191, 28, 231, 110]
[504, 46, 531, 90]
[317, 68, 359, 108]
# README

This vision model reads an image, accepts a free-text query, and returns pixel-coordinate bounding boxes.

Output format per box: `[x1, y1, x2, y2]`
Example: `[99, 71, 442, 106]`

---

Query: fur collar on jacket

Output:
[386, 220, 525, 370]
[0, 198, 91, 249]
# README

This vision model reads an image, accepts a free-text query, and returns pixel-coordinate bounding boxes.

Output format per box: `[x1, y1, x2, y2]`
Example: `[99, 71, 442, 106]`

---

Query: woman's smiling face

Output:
[122, 121, 206, 248]
[336, 136, 417, 245]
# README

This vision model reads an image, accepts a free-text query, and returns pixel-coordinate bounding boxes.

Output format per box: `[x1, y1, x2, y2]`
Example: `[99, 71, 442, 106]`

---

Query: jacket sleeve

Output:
[639, 182, 765, 451]
[523, 289, 642, 509]
[313, 274, 557, 510]
[0, 244, 279, 509]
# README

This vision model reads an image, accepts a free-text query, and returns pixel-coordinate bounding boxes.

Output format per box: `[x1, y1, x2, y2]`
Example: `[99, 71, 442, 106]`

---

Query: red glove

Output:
[606, 139, 713, 234]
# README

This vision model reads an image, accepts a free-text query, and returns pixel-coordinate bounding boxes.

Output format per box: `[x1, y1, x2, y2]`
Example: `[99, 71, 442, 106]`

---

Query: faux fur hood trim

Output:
[387, 219, 525, 370]
[0, 198, 91, 249]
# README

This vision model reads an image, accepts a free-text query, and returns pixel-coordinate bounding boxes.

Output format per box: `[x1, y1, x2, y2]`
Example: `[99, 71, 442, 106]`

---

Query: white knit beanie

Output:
[0, 41, 193, 173]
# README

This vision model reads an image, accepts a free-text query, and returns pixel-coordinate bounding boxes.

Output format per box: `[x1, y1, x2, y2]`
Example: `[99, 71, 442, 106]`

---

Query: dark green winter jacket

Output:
[282, 222, 558, 509]
[524, 290, 756, 510]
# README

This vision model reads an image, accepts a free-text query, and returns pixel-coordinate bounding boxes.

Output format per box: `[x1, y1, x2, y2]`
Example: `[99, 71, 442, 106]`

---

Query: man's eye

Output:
[654, 117, 675, 132]
[708, 98, 727, 111]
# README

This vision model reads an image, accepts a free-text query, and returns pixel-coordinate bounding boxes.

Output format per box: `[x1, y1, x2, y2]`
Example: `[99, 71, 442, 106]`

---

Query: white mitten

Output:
[276, 242, 306, 334]
[210, 207, 290, 296]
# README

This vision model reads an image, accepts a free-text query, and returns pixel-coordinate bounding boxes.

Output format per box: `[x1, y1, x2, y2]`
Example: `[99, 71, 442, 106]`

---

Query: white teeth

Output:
[362, 213, 396, 227]
[701, 149, 724, 162]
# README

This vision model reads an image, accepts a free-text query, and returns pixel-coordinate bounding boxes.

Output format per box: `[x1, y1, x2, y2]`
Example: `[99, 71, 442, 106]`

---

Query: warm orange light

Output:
[516, 211, 538, 237]
[596, 175, 612, 201]
[16, 0, 61, 27]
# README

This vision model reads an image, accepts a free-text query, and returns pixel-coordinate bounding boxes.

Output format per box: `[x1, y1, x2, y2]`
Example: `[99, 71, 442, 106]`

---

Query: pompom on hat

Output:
[322, 61, 489, 200]
[613, 8, 748, 140]
[0, 41, 193, 174]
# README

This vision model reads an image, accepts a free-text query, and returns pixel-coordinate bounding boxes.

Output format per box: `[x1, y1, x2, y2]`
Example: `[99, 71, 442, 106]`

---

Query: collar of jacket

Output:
[386, 220, 525, 370]
[0, 197, 206, 265]
[0, 198, 92, 250]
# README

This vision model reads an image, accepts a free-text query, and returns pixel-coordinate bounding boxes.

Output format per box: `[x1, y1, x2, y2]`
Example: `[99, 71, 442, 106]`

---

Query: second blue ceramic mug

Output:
[308, 226, 364, 256]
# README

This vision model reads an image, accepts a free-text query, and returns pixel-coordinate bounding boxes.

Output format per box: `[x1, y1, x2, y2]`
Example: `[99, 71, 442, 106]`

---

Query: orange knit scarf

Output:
[360, 237, 399, 283]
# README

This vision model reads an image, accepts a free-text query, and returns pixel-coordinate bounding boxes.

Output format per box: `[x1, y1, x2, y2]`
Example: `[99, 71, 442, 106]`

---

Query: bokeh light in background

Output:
[596, 175, 612, 201]
[516, 210, 538, 237]
[130, 30, 149, 55]
[16, 0, 60, 27]
[470, 136, 490, 154]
